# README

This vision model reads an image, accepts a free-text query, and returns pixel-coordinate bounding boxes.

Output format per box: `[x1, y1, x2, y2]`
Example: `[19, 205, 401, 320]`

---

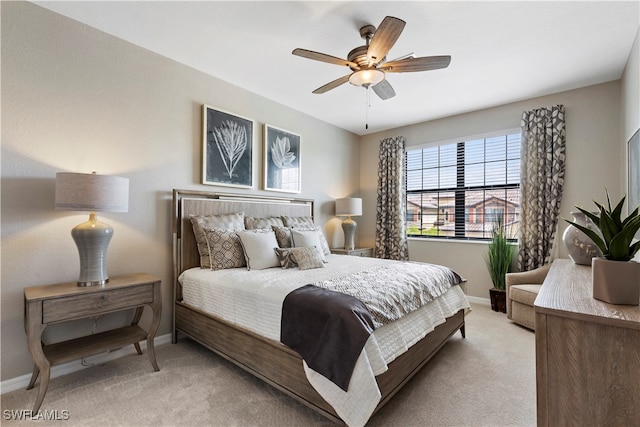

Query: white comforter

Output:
[179, 255, 469, 427]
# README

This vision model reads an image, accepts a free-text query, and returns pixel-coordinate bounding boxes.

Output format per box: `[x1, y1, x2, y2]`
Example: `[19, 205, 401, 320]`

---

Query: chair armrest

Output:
[506, 264, 551, 288]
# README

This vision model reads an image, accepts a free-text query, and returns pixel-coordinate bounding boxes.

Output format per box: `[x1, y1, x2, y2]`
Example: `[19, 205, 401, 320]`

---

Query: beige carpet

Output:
[1, 303, 536, 426]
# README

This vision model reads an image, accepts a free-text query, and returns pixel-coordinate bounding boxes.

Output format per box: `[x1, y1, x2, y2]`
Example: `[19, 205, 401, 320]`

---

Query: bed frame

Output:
[172, 189, 465, 424]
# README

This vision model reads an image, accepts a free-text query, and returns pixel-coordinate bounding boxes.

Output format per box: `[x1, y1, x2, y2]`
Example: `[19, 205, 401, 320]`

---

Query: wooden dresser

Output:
[534, 259, 640, 427]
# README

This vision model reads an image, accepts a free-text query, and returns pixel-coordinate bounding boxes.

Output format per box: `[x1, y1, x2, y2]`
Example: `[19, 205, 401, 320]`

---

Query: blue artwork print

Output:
[203, 106, 253, 188]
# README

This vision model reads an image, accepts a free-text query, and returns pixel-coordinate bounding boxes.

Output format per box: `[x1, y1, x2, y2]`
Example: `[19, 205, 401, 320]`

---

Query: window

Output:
[406, 131, 520, 240]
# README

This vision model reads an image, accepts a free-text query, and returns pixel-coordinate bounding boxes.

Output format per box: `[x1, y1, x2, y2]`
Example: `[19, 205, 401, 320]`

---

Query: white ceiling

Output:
[34, 1, 640, 136]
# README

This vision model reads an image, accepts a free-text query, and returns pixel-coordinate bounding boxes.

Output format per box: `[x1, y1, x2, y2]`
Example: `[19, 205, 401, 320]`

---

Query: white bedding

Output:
[179, 254, 470, 426]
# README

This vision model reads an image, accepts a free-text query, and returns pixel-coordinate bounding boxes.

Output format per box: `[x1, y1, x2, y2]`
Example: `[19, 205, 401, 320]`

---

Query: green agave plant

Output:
[565, 190, 640, 262]
[485, 215, 515, 290]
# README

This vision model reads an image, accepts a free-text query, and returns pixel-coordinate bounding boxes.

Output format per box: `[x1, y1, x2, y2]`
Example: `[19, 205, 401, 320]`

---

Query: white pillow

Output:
[290, 229, 327, 262]
[298, 226, 331, 256]
[237, 230, 281, 270]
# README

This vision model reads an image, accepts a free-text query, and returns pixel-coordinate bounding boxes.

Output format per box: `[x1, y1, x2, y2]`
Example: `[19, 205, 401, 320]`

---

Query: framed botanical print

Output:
[202, 105, 253, 188]
[264, 124, 301, 193]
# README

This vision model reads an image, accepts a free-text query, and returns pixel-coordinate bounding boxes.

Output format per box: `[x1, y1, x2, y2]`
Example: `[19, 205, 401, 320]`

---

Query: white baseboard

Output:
[0, 333, 173, 395]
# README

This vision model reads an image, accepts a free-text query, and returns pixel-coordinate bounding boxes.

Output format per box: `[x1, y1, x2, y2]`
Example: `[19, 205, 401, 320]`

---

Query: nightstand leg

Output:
[131, 307, 144, 355]
[131, 306, 144, 325]
[26, 366, 40, 390]
[133, 342, 143, 355]
[32, 365, 50, 413]
[146, 337, 159, 372]
[25, 303, 50, 412]
[146, 283, 162, 371]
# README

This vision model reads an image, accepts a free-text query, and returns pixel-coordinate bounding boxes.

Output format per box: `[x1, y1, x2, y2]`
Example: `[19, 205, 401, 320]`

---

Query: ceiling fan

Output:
[292, 16, 451, 100]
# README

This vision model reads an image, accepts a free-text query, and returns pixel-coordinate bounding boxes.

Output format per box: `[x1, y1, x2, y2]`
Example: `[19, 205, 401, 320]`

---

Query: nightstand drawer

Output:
[42, 284, 154, 323]
[331, 248, 373, 257]
[350, 248, 372, 257]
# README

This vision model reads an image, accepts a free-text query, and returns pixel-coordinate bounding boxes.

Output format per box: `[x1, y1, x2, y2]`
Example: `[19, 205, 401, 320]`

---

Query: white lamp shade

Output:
[335, 198, 362, 217]
[55, 172, 129, 212]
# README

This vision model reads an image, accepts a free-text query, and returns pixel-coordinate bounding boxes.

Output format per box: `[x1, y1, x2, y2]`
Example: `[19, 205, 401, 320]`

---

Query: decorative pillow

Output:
[290, 229, 327, 262]
[281, 215, 315, 228]
[272, 225, 293, 248]
[202, 227, 246, 270]
[290, 247, 325, 270]
[237, 230, 281, 270]
[245, 216, 285, 230]
[190, 212, 245, 268]
[274, 247, 297, 269]
[292, 226, 331, 256]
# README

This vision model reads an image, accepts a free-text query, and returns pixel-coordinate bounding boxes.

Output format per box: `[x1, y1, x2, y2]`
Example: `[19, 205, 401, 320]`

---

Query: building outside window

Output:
[406, 130, 520, 240]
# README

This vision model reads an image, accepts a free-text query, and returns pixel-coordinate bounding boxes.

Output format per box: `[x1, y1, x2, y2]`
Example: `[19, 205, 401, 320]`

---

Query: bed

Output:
[172, 189, 469, 426]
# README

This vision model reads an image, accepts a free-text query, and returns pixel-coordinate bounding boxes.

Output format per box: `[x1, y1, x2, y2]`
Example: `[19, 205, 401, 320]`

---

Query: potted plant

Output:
[485, 215, 515, 313]
[564, 190, 640, 305]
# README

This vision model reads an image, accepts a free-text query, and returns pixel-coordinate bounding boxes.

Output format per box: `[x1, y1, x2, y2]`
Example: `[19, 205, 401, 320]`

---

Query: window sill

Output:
[407, 236, 518, 246]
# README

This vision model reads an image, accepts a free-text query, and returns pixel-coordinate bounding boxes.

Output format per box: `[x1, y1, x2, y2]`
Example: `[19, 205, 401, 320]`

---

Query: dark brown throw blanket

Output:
[280, 284, 375, 391]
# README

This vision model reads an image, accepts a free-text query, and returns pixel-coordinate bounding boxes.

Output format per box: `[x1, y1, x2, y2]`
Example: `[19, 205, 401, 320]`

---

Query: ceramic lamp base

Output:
[71, 213, 113, 286]
[342, 216, 357, 251]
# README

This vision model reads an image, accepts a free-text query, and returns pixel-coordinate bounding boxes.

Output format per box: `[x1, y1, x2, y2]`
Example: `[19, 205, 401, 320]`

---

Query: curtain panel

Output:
[375, 136, 409, 260]
[518, 105, 566, 271]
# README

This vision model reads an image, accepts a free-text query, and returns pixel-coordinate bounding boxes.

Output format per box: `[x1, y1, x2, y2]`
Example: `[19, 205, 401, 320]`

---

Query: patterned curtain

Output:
[518, 105, 566, 271]
[375, 136, 409, 260]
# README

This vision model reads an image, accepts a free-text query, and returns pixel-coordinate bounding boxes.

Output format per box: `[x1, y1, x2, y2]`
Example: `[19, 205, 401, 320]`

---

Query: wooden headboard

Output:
[172, 189, 314, 297]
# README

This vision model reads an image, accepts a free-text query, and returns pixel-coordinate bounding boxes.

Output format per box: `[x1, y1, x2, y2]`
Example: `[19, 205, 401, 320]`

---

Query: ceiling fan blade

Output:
[381, 55, 451, 73]
[386, 52, 415, 63]
[367, 16, 406, 65]
[372, 79, 396, 100]
[312, 74, 352, 94]
[292, 48, 359, 69]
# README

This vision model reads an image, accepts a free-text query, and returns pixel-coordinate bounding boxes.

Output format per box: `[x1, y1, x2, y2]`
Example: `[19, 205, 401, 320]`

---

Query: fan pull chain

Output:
[365, 86, 371, 130]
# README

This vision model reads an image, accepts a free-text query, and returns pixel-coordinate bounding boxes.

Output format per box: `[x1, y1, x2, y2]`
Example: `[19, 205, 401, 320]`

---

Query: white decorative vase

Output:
[563, 211, 603, 265]
[592, 257, 640, 305]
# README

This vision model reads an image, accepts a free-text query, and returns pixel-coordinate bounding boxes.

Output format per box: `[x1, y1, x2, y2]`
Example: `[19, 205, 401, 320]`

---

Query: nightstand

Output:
[24, 273, 161, 412]
[330, 247, 373, 257]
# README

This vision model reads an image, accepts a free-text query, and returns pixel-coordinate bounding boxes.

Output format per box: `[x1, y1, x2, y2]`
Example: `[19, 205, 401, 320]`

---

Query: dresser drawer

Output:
[42, 284, 154, 323]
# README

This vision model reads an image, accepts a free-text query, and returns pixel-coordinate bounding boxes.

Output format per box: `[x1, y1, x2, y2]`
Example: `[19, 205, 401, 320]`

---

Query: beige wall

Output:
[1, 2, 360, 380]
[622, 28, 639, 144]
[622, 28, 639, 223]
[359, 81, 624, 300]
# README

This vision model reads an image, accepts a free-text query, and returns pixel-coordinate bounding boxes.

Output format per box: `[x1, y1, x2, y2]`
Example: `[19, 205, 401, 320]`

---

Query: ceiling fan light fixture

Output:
[349, 69, 385, 88]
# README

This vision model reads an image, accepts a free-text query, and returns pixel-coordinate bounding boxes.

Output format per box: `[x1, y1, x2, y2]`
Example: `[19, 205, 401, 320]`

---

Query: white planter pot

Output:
[592, 257, 640, 305]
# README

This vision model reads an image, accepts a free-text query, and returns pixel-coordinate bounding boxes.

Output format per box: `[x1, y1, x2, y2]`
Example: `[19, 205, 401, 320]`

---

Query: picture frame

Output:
[628, 129, 639, 216]
[202, 105, 253, 188]
[263, 124, 301, 193]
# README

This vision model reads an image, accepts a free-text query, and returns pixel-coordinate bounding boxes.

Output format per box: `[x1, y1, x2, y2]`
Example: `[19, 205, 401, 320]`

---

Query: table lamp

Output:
[55, 172, 129, 286]
[335, 197, 362, 250]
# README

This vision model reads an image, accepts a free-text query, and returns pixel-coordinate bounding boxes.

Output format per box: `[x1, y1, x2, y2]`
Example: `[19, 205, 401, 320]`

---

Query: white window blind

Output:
[406, 131, 520, 239]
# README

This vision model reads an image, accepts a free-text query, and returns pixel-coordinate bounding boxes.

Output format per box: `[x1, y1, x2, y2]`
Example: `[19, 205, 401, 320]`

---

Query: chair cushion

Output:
[510, 284, 542, 306]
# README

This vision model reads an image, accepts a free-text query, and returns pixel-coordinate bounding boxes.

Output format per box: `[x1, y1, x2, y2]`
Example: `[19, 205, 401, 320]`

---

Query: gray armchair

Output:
[506, 264, 551, 330]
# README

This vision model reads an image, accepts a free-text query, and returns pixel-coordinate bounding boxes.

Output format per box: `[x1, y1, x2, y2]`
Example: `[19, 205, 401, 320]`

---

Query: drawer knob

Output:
[98, 294, 109, 307]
